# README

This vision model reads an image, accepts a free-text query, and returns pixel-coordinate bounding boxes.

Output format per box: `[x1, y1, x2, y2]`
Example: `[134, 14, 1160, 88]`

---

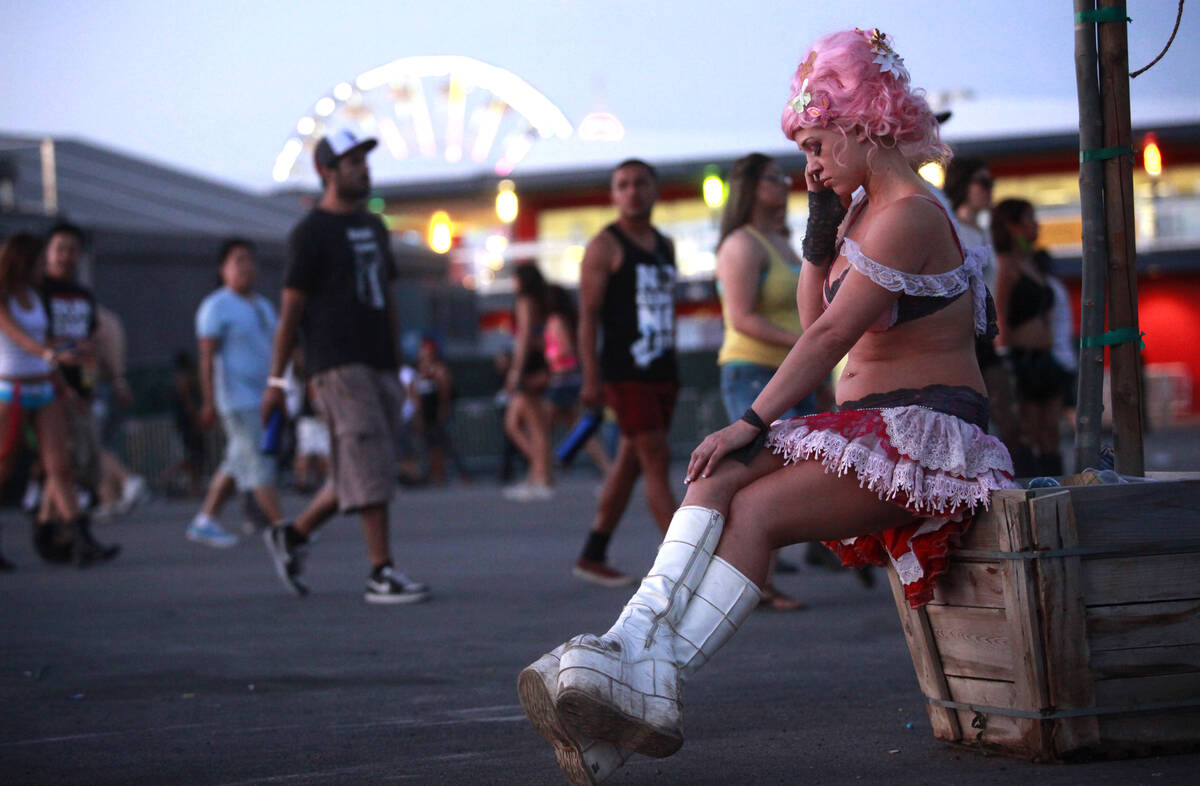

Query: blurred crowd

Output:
[0, 132, 1076, 611]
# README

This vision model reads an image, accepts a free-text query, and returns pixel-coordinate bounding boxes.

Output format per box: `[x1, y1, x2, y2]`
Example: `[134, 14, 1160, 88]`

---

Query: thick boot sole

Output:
[556, 684, 682, 759]
[518, 663, 619, 785]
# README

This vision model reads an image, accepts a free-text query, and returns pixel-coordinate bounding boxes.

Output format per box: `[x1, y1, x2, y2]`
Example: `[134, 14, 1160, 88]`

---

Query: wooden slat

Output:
[943, 674, 1028, 751]
[945, 674, 1017, 705]
[997, 496, 1053, 754]
[1099, 708, 1200, 748]
[1081, 552, 1200, 607]
[1144, 471, 1200, 482]
[930, 561, 1006, 608]
[1093, 672, 1200, 707]
[959, 489, 1030, 551]
[1067, 480, 1200, 548]
[925, 604, 1013, 680]
[886, 568, 963, 742]
[1087, 599, 1200, 651]
[1090, 643, 1200, 679]
[1030, 490, 1100, 754]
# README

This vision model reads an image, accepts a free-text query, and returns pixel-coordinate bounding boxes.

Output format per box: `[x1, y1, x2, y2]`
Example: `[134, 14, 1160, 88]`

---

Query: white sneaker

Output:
[528, 482, 554, 501]
[503, 482, 534, 501]
[186, 516, 239, 548]
[118, 475, 149, 514]
[504, 482, 554, 502]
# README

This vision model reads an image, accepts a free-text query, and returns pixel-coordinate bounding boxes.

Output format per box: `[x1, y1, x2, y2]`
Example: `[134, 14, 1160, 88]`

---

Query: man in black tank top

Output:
[574, 159, 680, 586]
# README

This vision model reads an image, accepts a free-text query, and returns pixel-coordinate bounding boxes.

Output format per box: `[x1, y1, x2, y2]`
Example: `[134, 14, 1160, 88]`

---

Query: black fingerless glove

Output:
[801, 189, 848, 267]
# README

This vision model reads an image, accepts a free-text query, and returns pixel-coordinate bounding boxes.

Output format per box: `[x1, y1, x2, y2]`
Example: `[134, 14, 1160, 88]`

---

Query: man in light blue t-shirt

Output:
[185, 239, 286, 548]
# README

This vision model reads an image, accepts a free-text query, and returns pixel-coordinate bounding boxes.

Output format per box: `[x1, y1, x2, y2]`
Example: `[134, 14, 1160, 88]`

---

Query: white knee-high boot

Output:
[557, 546, 760, 757]
[518, 645, 631, 785]
[554, 506, 725, 755]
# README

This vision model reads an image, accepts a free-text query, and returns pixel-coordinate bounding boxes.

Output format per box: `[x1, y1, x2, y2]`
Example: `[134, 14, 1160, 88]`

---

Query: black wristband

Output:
[728, 408, 769, 466]
[741, 407, 767, 433]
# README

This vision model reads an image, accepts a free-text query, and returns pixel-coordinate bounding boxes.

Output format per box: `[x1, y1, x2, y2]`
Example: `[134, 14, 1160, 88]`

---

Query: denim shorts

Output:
[720, 362, 818, 422]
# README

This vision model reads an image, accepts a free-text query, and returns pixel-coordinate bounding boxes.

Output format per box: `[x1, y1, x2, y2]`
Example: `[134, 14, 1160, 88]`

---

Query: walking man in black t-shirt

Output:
[573, 159, 680, 586]
[260, 130, 428, 604]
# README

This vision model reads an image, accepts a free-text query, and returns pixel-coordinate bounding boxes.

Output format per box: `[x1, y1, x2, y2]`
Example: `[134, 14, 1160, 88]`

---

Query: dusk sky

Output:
[3, 0, 1196, 192]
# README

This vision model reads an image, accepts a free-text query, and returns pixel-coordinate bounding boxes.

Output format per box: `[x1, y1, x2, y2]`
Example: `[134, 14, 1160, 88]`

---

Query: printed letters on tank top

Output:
[632, 261, 674, 368]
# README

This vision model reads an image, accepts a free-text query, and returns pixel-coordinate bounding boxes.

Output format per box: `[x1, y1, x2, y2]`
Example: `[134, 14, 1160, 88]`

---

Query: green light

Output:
[368, 196, 385, 213]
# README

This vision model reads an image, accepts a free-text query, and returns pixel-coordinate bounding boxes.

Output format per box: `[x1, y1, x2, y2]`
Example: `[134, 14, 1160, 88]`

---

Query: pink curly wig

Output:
[780, 29, 948, 166]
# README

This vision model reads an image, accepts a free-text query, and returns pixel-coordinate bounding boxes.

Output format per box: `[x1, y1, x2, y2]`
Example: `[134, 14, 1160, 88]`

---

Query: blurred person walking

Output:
[992, 198, 1068, 476]
[1036, 249, 1078, 425]
[414, 337, 470, 485]
[0, 233, 118, 568]
[158, 350, 206, 498]
[39, 223, 105, 514]
[91, 304, 147, 517]
[186, 239, 286, 548]
[714, 153, 818, 610]
[543, 284, 611, 476]
[503, 264, 554, 501]
[572, 159, 679, 587]
[261, 130, 428, 604]
[943, 158, 1032, 475]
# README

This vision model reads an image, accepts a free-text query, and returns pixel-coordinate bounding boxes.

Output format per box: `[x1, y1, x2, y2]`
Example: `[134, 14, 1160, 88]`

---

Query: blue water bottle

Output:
[261, 409, 285, 455]
[556, 409, 603, 466]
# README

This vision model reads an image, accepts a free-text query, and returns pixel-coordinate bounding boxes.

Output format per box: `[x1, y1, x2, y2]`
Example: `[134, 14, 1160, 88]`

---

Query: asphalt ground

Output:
[2, 445, 1198, 785]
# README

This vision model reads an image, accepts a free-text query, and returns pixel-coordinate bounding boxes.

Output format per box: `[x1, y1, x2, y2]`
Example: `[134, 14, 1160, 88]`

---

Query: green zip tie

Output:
[1080, 327, 1145, 349]
[1080, 145, 1135, 163]
[1074, 6, 1131, 24]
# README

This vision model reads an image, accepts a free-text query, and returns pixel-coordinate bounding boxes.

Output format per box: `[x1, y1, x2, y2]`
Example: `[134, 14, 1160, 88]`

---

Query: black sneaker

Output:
[263, 523, 308, 597]
[73, 515, 120, 568]
[365, 564, 429, 605]
[32, 521, 73, 564]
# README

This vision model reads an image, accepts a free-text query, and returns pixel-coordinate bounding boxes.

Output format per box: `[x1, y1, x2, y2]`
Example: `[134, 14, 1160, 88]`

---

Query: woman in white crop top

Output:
[0, 233, 113, 567]
[518, 30, 1017, 781]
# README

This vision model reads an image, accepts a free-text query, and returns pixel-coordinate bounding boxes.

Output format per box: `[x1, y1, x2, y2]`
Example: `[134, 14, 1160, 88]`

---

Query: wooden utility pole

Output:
[1097, 0, 1145, 475]
[1072, 0, 1108, 471]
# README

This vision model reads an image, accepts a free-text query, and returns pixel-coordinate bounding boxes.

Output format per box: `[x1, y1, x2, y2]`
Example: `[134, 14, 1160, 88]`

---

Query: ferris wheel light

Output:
[445, 76, 466, 163]
[272, 138, 303, 182]
[428, 211, 453, 254]
[284, 56, 571, 180]
[378, 118, 410, 159]
[471, 100, 507, 162]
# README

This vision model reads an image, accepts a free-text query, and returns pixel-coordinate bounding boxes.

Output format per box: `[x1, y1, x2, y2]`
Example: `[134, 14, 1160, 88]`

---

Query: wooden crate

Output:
[889, 474, 1200, 760]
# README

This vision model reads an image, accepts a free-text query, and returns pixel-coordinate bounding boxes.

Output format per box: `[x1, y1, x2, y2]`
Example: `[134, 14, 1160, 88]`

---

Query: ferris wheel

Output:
[272, 55, 574, 183]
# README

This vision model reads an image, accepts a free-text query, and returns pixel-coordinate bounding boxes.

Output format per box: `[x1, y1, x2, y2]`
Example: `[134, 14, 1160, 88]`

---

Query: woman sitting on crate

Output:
[517, 28, 1017, 784]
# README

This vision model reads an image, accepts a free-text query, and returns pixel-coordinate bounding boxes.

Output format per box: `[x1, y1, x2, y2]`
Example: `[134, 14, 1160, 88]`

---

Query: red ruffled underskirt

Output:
[765, 406, 1016, 607]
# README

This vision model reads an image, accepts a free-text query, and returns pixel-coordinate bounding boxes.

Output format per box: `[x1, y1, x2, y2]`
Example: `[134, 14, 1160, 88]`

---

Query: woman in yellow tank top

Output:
[715, 153, 819, 610]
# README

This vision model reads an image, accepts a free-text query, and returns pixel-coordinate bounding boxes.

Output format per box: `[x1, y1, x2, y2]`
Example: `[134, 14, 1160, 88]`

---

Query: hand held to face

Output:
[801, 187, 848, 267]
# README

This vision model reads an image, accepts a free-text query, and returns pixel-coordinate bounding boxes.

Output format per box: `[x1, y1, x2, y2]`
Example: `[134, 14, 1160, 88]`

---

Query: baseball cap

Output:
[314, 129, 378, 169]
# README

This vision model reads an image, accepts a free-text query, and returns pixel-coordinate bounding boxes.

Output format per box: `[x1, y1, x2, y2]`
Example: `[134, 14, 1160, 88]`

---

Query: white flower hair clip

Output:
[859, 27, 909, 81]
[788, 78, 812, 113]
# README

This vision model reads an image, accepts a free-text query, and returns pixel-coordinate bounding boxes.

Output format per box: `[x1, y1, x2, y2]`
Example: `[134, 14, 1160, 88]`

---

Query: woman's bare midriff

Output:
[833, 300, 986, 405]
